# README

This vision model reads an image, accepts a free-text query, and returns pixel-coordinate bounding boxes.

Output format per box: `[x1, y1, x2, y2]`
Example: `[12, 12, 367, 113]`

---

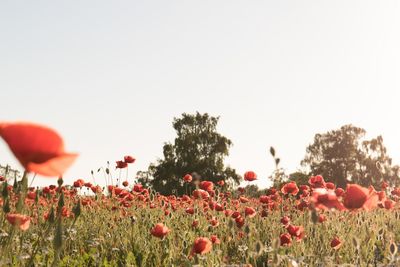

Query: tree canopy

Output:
[138, 112, 241, 195]
[301, 124, 400, 188]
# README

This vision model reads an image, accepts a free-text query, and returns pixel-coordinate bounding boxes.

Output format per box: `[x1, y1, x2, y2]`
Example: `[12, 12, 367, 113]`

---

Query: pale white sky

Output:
[1, 1, 399, 188]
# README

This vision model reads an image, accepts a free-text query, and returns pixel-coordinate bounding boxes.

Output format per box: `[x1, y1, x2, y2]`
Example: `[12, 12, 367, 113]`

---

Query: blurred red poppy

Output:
[200, 181, 214, 192]
[344, 184, 378, 210]
[280, 216, 290, 226]
[281, 182, 299, 196]
[308, 175, 326, 188]
[210, 235, 221, 244]
[244, 207, 257, 218]
[150, 223, 170, 238]
[191, 237, 212, 255]
[0, 122, 78, 177]
[183, 174, 193, 183]
[286, 224, 305, 241]
[116, 160, 128, 169]
[124, 155, 135, 164]
[280, 233, 292, 246]
[244, 171, 257, 182]
[330, 237, 342, 249]
[6, 213, 31, 231]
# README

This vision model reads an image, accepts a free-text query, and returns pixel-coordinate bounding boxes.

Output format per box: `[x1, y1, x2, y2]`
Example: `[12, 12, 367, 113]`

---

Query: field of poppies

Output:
[1, 122, 400, 266]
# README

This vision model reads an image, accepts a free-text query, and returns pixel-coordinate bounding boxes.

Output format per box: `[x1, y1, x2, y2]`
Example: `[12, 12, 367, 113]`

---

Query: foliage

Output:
[301, 124, 400, 188]
[138, 112, 241, 195]
[1, 174, 400, 266]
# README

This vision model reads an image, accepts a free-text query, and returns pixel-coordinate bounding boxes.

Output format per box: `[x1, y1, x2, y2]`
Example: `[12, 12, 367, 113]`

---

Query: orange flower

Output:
[150, 223, 170, 239]
[6, 213, 31, 231]
[191, 237, 212, 255]
[0, 122, 77, 177]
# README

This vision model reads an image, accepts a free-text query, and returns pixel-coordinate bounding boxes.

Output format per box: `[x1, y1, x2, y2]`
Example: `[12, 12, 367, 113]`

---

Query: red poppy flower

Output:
[308, 175, 326, 188]
[239, 196, 249, 203]
[210, 235, 221, 244]
[183, 174, 193, 183]
[235, 216, 245, 228]
[116, 160, 128, 169]
[381, 181, 389, 190]
[73, 179, 85, 188]
[286, 224, 305, 241]
[0, 122, 78, 177]
[200, 181, 214, 192]
[343, 184, 378, 210]
[244, 171, 257, 182]
[335, 188, 345, 197]
[6, 213, 31, 231]
[330, 237, 342, 249]
[150, 223, 170, 238]
[191, 237, 212, 255]
[281, 182, 299, 196]
[311, 188, 345, 211]
[244, 207, 257, 218]
[384, 199, 394, 210]
[133, 184, 143, 193]
[325, 182, 336, 190]
[193, 189, 210, 199]
[217, 180, 225, 186]
[210, 218, 219, 227]
[318, 214, 327, 223]
[192, 220, 199, 228]
[280, 233, 292, 246]
[280, 216, 290, 226]
[259, 195, 270, 204]
[124, 155, 136, 164]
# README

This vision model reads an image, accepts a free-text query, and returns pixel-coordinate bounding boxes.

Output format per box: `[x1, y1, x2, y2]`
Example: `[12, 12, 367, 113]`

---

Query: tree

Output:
[138, 112, 241, 195]
[287, 171, 309, 186]
[301, 124, 400, 189]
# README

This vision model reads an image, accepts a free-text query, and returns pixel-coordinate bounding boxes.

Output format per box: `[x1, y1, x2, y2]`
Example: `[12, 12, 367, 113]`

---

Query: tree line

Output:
[137, 112, 400, 195]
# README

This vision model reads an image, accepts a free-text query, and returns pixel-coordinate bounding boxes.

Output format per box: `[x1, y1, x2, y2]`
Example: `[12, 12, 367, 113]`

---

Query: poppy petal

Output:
[26, 153, 78, 177]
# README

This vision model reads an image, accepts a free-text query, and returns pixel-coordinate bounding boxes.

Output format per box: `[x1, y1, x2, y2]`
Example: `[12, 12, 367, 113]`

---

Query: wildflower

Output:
[183, 174, 192, 183]
[244, 207, 257, 218]
[330, 237, 342, 249]
[286, 224, 305, 241]
[6, 213, 31, 231]
[280, 233, 292, 246]
[0, 122, 77, 176]
[308, 175, 326, 188]
[281, 182, 299, 196]
[280, 216, 290, 226]
[210, 235, 220, 244]
[343, 184, 378, 210]
[124, 155, 135, 164]
[150, 223, 169, 239]
[191, 237, 212, 255]
[116, 160, 128, 169]
[200, 181, 214, 192]
[244, 171, 257, 182]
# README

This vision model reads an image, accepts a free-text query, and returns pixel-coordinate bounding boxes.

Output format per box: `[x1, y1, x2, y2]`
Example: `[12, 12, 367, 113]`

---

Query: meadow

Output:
[0, 123, 400, 266]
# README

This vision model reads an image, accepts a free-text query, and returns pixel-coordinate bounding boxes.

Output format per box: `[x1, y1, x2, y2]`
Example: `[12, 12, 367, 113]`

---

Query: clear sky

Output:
[1, 1, 399, 188]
